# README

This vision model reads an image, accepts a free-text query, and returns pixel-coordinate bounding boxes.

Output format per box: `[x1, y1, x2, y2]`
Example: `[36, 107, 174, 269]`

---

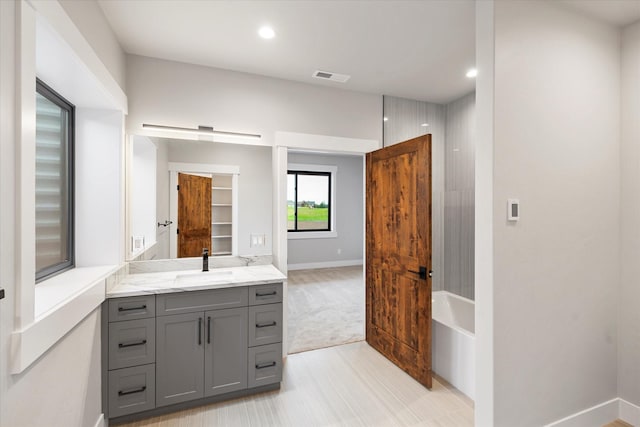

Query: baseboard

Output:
[544, 397, 640, 427]
[619, 398, 640, 426]
[93, 413, 105, 427]
[287, 259, 363, 271]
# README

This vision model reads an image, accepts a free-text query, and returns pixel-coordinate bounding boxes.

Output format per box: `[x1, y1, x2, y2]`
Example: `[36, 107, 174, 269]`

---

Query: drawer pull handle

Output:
[255, 321, 277, 328]
[256, 291, 277, 297]
[118, 386, 146, 396]
[207, 316, 211, 344]
[118, 339, 147, 349]
[255, 361, 276, 370]
[198, 317, 202, 346]
[118, 305, 147, 312]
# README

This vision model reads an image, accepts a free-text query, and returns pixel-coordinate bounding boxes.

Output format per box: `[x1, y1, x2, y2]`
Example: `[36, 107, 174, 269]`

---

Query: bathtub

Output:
[432, 290, 475, 400]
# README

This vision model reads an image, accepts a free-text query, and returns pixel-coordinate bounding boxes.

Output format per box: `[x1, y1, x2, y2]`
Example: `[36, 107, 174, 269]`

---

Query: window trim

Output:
[288, 170, 332, 232]
[287, 163, 337, 240]
[35, 78, 75, 282]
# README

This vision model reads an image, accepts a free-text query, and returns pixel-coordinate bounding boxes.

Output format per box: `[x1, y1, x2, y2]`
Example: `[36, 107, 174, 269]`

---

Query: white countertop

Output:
[107, 264, 287, 298]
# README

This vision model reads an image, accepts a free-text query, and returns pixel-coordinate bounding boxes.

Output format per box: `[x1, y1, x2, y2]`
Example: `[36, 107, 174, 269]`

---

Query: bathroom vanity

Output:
[102, 265, 286, 424]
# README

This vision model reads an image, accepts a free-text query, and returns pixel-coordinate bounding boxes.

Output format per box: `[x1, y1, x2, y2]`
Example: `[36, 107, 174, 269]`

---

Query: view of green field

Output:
[287, 206, 329, 230]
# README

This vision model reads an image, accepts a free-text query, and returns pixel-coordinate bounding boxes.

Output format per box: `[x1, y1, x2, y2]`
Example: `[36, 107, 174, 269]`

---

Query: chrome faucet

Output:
[202, 248, 209, 272]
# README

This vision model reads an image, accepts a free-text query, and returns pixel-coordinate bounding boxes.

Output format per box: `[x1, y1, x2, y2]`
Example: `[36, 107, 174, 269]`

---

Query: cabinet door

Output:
[204, 307, 248, 397]
[156, 312, 204, 407]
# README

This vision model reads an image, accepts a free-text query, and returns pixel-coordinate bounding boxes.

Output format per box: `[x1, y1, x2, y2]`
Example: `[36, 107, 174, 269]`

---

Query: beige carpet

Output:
[287, 265, 365, 354]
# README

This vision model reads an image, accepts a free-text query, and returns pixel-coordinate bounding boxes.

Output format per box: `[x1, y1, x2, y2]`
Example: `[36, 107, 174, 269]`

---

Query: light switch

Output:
[132, 235, 145, 251]
[507, 199, 519, 221]
[250, 234, 266, 247]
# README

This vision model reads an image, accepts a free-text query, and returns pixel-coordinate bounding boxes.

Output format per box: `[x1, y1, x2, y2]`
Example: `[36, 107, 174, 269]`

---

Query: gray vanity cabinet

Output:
[104, 282, 283, 423]
[204, 307, 248, 396]
[155, 312, 205, 407]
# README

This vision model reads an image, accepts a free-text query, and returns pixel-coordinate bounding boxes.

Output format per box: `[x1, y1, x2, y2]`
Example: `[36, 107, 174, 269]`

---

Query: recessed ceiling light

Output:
[258, 26, 275, 39]
[421, 123, 430, 127]
[466, 68, 478, 78]
[383, 117, 388, 122]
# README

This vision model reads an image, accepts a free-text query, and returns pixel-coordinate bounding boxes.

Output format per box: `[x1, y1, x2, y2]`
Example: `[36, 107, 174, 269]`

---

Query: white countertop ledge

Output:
[12, 265, 118, 374]
[35, 265, 118, 318]
[108, 264, 287, 298]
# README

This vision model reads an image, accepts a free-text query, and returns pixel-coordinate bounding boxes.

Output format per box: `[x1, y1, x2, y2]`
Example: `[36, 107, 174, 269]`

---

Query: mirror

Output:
[127, 135, 273, 261]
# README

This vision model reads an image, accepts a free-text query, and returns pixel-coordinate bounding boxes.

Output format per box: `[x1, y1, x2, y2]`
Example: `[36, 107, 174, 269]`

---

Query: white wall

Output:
[131, 135, 157, 255]
[618, 19, 640, 407]
[1, 1, 125, 426]
[4, 310, 102, 427]
[167, 140, 273, 257]
[126, 55, 382, 146]
[491, 1, 620, 425]
[58, 0, 126, 91]
[155, 138, 170, 259]
[0, 1, 18, 425]
[474, 1, 495, 424]
[287, 152, 363, 267]
[126, 55, 382, 258]
[75, 108, 124, 267]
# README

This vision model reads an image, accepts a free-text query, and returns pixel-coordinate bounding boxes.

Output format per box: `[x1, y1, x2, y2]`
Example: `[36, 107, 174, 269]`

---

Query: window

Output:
[287, 171, 331, 232]
[35, 79, 74, 282]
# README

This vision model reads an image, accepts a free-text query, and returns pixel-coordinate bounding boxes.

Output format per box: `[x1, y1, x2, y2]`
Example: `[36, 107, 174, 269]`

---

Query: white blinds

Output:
[35, 92, 70, 274]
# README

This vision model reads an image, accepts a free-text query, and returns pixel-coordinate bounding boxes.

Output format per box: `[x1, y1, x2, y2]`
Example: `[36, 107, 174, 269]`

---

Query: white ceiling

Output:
[98, 0, 476, 104]
[98, 0, 640, 104]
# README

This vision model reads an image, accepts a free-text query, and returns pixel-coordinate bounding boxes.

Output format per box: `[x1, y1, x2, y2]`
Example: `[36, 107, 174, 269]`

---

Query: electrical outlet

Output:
[337, 248, 342, 255]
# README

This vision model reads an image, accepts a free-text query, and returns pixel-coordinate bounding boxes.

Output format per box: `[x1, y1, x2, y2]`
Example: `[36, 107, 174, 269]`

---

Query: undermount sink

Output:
[174, 270, 234, 286]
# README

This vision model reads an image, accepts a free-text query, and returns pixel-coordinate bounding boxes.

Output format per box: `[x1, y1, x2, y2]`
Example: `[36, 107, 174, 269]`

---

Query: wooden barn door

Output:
[366, 134, 433, 388]
[177, 173, 212, 258]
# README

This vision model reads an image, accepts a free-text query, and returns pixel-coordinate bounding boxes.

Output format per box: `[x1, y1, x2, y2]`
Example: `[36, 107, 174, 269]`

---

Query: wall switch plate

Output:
[250, 234, 266, 247]
[132, 235, 145, 251]
[507, 199, 520, 221]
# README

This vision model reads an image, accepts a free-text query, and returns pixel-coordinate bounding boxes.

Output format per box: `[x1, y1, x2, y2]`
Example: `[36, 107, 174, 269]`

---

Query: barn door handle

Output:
[408, 266, 428, 280]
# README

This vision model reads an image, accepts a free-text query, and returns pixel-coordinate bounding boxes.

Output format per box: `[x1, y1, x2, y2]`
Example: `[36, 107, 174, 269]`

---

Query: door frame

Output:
[273, 131, 380, 358]
[168, 162, 239, 258]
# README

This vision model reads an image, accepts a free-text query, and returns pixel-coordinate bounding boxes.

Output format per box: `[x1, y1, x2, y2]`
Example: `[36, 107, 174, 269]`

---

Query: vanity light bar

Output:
[142, 123, 261, 140]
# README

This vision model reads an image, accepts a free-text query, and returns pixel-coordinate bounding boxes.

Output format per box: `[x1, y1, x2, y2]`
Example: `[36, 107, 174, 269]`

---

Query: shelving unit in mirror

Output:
[211, 174, 233, 256]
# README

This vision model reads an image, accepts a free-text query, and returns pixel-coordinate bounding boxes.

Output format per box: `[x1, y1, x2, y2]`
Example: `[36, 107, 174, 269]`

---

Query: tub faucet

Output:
[202, 248, 209, 272]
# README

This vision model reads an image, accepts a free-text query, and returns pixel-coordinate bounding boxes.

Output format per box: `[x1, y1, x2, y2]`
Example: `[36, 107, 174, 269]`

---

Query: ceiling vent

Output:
[312, 70, 351, 83]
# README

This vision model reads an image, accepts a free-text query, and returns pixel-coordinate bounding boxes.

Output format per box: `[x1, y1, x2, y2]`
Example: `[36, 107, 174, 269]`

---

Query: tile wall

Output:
[383, 92, 475, 300]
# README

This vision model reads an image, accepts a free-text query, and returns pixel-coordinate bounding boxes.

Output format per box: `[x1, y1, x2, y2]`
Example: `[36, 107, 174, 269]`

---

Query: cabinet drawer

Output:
[108, 364, 155, 418]
[156, 287, 248, 316]
[248, 283, 283, 306]
[248, 343, 282, 388]
[248, 303, 282, 347]
[109, 318, 156, 370]
[109, 295, 156, 322]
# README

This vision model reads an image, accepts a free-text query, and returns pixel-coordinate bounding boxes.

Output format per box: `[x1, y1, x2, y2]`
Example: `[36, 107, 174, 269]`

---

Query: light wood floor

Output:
[118, 341, 474, 427]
